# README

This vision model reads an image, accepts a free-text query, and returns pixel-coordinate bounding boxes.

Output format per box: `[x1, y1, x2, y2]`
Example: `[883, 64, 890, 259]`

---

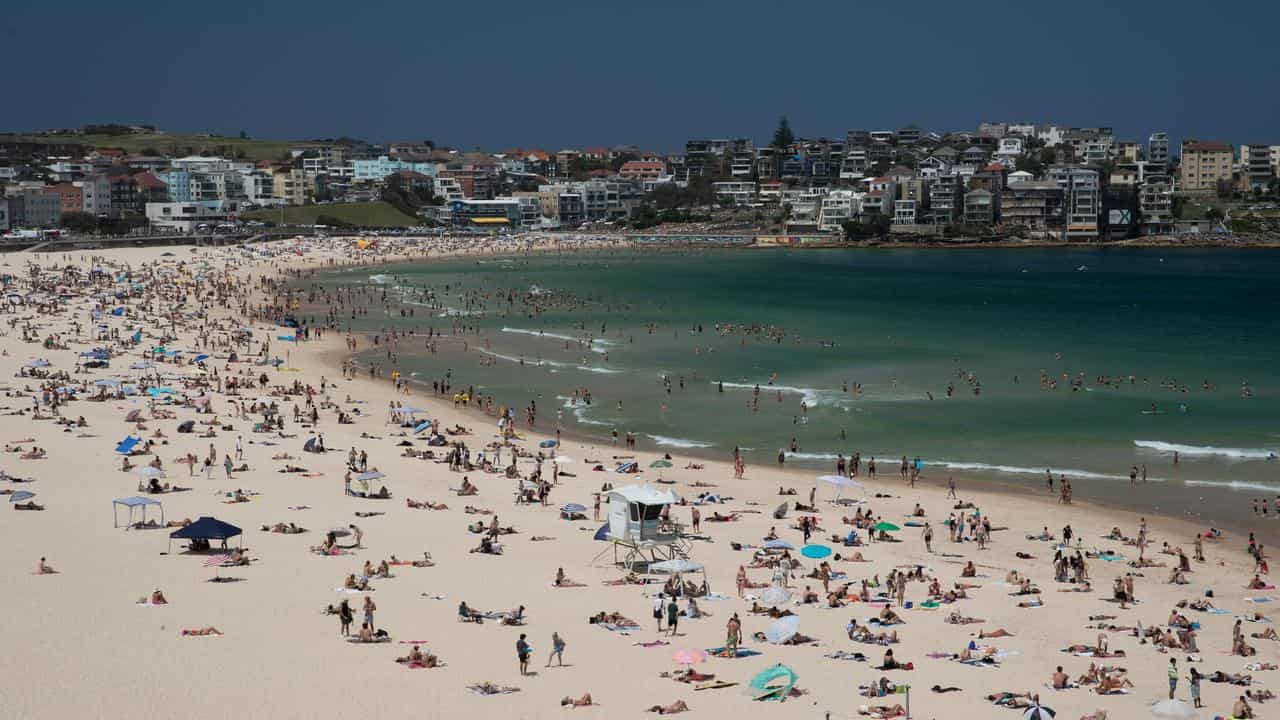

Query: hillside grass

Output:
[1, 132, 294, 162]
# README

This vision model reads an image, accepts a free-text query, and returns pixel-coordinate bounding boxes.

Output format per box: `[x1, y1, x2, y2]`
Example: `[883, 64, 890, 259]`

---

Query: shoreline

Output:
[306, 247, 1275, 545]
[4, 236, 1275, 720]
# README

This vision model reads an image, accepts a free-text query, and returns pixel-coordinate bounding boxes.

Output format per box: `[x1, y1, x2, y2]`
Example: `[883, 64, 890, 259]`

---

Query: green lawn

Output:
[0, 132, 294, 162]
[242, 201, 420, 228]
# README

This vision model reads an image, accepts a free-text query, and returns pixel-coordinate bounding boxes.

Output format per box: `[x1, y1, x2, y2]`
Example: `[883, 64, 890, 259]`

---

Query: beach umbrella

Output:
[354, 470, 385, 482]
[8, 491, 35, 503]
[551, 456, 574, 464]
[759, 586, 792, 607]
[816, 474, 856, 487]
[874, 521, 901, 533]
[1150, 700, 1198, 719]
[763, 539, 794, 550]
[649, 460, 673, 468]
[650, 559, 704, 574]
[1023, 706, 1056, 720]
[801, 544, 832, 559]
[672, 648, 707, 666]
[539, 439, 558, 448]
[561, 503, 587, 514]
[95, 379, 122, 387]
[327, 527, 352, 537]
[24, 359, 50, 368]
[204, 553, 231, 580]
[133, 466, 165, 478]
[764, 615, 801, 644]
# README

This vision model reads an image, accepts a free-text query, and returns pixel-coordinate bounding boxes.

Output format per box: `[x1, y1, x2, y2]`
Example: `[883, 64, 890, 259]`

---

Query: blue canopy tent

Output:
[169, 516, 242, 553]
[113, 496, 164, 528]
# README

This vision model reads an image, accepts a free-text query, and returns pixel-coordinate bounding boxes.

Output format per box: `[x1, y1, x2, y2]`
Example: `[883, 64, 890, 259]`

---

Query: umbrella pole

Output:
[904, 685, 910, 719]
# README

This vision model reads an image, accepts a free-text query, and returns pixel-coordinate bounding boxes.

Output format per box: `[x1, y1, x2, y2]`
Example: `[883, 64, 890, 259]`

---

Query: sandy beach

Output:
[0, 236, 1273, 720]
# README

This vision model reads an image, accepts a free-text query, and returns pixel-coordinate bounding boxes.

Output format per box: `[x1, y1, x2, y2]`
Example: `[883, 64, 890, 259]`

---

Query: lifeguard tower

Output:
[594, 484, 687, 569]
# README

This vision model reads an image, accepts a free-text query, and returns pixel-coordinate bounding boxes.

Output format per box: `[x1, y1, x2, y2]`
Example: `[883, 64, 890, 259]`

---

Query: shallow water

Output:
[302, 247, 1280, 533]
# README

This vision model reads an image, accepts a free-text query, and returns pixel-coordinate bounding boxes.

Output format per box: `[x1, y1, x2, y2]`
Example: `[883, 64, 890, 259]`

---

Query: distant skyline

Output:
[4, 0, 1278, 152]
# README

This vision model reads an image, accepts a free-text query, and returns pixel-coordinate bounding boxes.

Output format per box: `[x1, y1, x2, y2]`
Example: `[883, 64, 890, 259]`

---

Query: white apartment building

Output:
[817, 190, 860, 231]
[711, 181, 756, 206]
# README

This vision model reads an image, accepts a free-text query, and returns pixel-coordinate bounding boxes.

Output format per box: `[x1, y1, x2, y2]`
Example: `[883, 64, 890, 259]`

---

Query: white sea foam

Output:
[576, 365, 622, 375]
[784, 451, 841, 462]
[555, 395, 615, 427]
[1184, 479, 1280, 493]
[714, 381, 845, 408]
[368, 274, 391, 284]
[929, 461, 1139, 482]
[476, 348, 566, 368]
[501, 326, 614, 354]
[646, 434, 714, 449]
[1134, 440, 1276, 460]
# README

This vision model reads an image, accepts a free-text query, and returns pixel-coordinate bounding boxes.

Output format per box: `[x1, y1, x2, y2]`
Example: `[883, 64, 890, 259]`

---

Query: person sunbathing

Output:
[877, 607, 904, 625]
[456, 478, 478, 495]
[1233, 636, 1257, 656]
[560, 693, 593, 708]
[946, 612, 984, 625]
[463, 505, 492, 515]
[978, 628, 1014, 638]
[182, 626, 222, 636]
[150, 589, 168, 604]
[1246, 688, 1274, 702]
[1248, 575, 1270, 590]
[36, 557, 56, 574]
[1095, 673, 1132, 694]
[1210, 670, 1253, 685]
[14, 500, 43, 510]
[861, 703, 905, 717]
[554, 567, 585, 587]
[1251, 627, 1280, 641]
[344, 574, 370, 591]
[708, 511, 740, 522]
[748, 602, 793, 618]
[20, 447, 46, 460]
[646, 700, 689, 714]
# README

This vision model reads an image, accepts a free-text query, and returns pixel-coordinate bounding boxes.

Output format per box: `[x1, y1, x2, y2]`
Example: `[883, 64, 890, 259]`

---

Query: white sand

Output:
[0, 239, 1271, 720]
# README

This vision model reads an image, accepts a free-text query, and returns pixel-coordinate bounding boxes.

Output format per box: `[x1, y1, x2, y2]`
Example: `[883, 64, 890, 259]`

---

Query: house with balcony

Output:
[893, 199, 919, 225]
[712, 181, 756, 206]
[1139, 178, 1173, 235]
[817, 190, 860, 231]
[928, 174, 964, 224]
[994, 137, 1023, 168]
[1179, 141, 1233, 192]
[1001, 180, 1063, 232]
[963, 189, 997, 225]
[1048, 165, 1100, 240]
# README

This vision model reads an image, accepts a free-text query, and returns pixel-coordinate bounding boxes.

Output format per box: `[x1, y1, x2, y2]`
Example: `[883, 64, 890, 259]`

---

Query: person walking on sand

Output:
[946, 476, 957, 499]
[517, 633, 531, 675]
[363, 595, 376, 632]
[653, 592, 665, 632]
[546, 631, 565, 667]
[923, 522, 933, 553]
[667, 596, 680, 637]
[1167, 657, 1178, 699]
[726, 613, 742, 657]
[1189, 666, 1202, 708]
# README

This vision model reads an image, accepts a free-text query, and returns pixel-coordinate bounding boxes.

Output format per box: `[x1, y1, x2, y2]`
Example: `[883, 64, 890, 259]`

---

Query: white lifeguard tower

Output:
[594, 484, 686, 569]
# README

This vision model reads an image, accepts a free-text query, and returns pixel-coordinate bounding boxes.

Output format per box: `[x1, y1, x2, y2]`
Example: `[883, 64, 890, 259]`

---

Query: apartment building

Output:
[1244, 144, 1274, 190]
[711, 181, 756, 206]
[893, 199, 919, 225]
[928, 174, 964, 224]
[0, 197, 8, 231]
[352, 156, 437, 182]
[817, 190, 860, 231]
[76, 174, 113, 217]
[1147, 132, 1170, 175]
[1001, 181, 1063, 231]
[7, 190, 62, 227]
[446, 198, 524, 230]
[963, 189, 997, 225]
[1179, 141, 1232, 192]
[1139, 178, 1174, 235]
[1048, 166, 1100, 240]
[618, 161, 665, 181]
[271, 168, 314, 205]
[145, 201, 234, 232]
[44, 183, 83, 215]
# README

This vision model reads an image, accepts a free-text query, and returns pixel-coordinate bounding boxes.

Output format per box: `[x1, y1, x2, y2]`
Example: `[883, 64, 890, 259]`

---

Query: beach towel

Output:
[694, 681, 738, 690]
[346, 636, 391, 644]
[705, 647, 761, 658]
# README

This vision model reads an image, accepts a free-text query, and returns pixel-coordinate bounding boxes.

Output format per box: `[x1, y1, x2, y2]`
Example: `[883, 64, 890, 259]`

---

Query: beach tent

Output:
[1023, 707, 1056, 720]
[169, 516, 242, 552]
[115, 436, 141, 454]
[303, 437, 322, 453]
[760, 586, 792, 607]
[592, 523, 610, 541]
[817, 474, 864, 502]
[748, 664, 798, 701]
[113, 496, 164, 528]
[649, 559, 704, 574]
[412, 421, 432, 434]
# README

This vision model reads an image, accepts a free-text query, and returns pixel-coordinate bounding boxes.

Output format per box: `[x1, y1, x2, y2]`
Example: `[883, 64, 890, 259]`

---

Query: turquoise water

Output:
[303, 247, 1280, 531]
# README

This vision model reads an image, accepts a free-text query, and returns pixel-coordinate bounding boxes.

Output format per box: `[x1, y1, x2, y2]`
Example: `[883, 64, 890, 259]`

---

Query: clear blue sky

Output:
[4, 0, 1276, 151]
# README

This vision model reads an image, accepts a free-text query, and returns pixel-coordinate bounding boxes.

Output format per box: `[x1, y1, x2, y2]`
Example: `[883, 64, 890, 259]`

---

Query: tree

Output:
[771, 116, 795, 149]
[60, 211, 98, 234]
[1016, 153, 1044, 177]
[1204, 207, 1224, 222]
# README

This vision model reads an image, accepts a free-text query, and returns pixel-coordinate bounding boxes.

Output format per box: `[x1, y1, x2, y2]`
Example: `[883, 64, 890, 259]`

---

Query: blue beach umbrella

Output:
[763, 539, 794, 550]
[9, 491, 35, 503]
[539, 439, 558, 448]
[561, 503, 587, 514]
[801, 544, 832, 559]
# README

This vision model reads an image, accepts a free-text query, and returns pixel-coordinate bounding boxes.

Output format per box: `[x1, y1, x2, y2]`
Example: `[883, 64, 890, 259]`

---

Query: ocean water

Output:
[302, 247, 1280, 533]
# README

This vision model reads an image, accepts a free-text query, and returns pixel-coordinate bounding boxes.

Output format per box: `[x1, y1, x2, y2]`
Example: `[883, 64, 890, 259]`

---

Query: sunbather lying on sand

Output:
[395, 645, 440, 667]
[560, 693, 594, 708]
[182, 626, 222, 636]
[646, 700, 689, 714]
